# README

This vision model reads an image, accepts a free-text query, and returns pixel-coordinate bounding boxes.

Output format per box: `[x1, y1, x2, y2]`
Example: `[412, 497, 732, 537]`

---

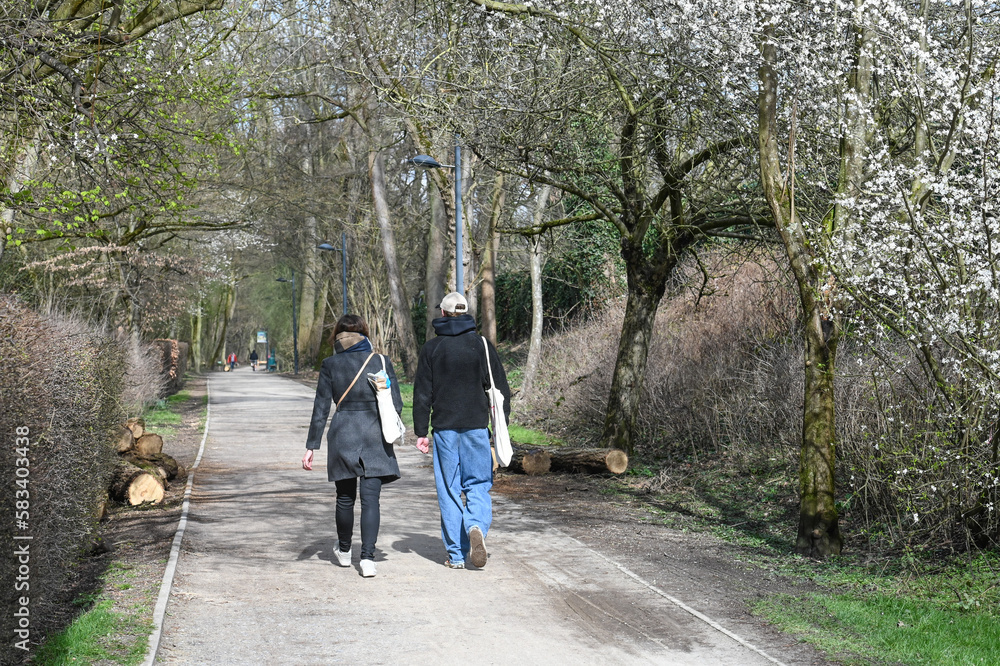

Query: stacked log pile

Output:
[108, 417, 184, 505]
[506, 444, 628, 475]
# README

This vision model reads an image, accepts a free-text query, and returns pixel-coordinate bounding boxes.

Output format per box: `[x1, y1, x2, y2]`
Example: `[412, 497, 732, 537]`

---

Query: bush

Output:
[518, 251, 801, 460]
[0, 297, 133, 664]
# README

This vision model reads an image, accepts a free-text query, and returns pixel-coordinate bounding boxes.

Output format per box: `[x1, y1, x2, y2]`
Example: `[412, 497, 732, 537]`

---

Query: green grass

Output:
[508, 424, 563, 447]
[32, 600, 151, 665]
[595, 452, 1000, 664]
[141, 390, 193, 436]
[755, 592, 1000, 665]
[399, 382, 414, 428]
[398, 382, 562, 448]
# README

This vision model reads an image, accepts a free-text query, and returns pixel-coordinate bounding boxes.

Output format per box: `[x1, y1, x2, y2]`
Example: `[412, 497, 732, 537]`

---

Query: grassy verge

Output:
[140, 390, 191, 438]
[34, 389, 200, 664]
[32, 563, 153, 665]
[602, 453, 1000, 664]
[398, 382, 559, 446]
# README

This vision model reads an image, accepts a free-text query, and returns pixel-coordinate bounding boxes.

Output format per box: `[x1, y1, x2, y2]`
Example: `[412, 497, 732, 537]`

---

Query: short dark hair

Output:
[332, 314, 369, 340]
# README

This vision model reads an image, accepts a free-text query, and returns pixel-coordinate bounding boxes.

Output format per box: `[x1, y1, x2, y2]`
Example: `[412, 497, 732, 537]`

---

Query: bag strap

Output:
[338, 351, 375, 406]
[482, 337, 497, 391]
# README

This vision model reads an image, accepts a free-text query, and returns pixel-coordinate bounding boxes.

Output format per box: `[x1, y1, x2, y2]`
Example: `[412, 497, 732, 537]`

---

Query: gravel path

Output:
[155, 368, 803, 665]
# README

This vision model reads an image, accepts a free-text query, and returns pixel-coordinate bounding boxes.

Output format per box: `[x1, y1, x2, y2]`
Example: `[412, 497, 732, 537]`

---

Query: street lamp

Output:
[317, 232, 348, 316]
[275, 273, 299, 374]
[408, 137, 464, 295]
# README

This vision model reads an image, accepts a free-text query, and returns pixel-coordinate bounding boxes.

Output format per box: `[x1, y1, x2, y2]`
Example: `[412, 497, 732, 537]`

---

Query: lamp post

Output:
[408, 138, 464, 295]
[276, 273, 299, 374]
[317, 232, 348, 315]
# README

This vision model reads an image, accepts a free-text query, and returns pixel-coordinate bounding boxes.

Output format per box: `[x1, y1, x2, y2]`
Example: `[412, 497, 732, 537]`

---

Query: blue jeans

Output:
[432, 428, 493, 564]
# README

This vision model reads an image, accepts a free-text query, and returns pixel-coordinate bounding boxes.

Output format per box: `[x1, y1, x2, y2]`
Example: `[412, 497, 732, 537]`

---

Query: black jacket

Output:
[305, 348, 403, 482]
[412, 314, 511, 438]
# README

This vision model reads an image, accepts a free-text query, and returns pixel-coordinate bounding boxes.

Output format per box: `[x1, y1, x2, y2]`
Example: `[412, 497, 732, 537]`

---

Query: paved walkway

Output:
[156, 368, 788, 665]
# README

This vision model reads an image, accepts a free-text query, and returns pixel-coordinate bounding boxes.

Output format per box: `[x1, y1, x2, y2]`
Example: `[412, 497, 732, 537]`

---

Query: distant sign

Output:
[257, 331, 267, 344]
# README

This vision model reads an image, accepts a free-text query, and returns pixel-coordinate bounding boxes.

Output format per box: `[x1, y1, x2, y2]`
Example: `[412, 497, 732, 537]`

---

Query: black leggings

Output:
[334, 476, 383, 560]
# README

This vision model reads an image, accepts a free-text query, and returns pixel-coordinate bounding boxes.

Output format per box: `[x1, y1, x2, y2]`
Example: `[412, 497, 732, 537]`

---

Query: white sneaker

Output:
[360, 559, 377, 578]
[469, 526, 488, 568]
[334, 547, 352, 567]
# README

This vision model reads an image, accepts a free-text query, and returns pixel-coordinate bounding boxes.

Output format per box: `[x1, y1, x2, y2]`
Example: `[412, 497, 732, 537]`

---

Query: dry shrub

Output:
[520, 250, 801, 460]
[0, 296, 126, 663]
[150, 338, 187, 398]
[124, 338, 167, 410]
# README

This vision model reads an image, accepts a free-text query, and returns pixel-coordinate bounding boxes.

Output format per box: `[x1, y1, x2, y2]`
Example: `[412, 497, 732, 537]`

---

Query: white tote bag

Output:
[483, 338, 512, 467]
[367, 355, 405, 443]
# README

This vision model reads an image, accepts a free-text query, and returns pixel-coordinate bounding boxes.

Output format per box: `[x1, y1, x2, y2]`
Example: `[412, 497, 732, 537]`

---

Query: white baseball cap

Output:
[439, 292, 468, 313]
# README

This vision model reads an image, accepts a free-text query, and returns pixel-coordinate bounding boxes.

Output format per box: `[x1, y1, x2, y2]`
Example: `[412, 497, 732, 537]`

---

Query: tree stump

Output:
[109, 463, 164, 505]
[134, 433, 163, 456]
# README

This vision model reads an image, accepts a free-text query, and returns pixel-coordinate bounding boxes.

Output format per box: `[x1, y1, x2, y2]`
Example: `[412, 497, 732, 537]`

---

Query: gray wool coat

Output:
[305, 349, 403, 483]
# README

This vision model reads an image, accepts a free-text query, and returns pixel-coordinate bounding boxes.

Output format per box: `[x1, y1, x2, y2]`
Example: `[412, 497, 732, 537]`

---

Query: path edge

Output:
[142, 378, 211, 666]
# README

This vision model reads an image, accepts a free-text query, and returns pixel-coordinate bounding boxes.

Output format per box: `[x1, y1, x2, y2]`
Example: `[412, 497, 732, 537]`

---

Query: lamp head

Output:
[408, 154, 445, 169]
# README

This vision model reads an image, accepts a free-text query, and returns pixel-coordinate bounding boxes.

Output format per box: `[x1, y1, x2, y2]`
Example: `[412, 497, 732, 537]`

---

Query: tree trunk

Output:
[600, 252, 672, 454]
[190, 304, 204, 373]
[297, 214, 320, 365]
[309, 276, 329, 363]
[481, 172, 504, 346]
[210, 280, 237, 367]
[521, 183, 551, 395]
[0, 132, 40, 264]
[758, 22, 842, 557]
[369, 148, 420, 378]
[425, 175, 448, 340]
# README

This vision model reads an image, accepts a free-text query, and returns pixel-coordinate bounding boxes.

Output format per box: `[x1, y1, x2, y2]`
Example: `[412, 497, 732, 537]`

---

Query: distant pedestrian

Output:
[413, 292, 511, 569]
[302, 314, 403, 578]
[249, 349, 259, 371]
[227, 351, 237, 371]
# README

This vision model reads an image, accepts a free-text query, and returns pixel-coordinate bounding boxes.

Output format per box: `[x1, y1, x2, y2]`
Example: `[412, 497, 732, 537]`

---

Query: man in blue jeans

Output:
[413, 292, 511, 569]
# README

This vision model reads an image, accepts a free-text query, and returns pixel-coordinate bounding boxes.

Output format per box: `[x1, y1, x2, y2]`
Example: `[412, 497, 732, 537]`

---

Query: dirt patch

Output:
[493, 472, 837, 665]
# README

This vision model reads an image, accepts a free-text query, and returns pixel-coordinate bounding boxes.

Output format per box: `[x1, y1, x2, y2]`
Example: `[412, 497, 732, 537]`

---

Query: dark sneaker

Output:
[444, 559, 465, 569]
[469, 526, 488, 568]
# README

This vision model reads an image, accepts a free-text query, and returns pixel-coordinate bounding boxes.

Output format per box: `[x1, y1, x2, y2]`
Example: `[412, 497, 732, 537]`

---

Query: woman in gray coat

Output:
[301, 314, 403, 578]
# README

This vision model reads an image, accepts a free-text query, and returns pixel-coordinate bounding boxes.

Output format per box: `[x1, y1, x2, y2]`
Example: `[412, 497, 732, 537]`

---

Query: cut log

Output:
[123, 452, 184, 481]
[506, 444, 628, 475]
[507, 446, 552, 475]
[125, 417, 145, 439]
[549, 447, 628, 474]
[134, 433, 164, 456]
[114, 425, 135, 453]
[109, 463, 164, 505]
[123, 452, 180, 481]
